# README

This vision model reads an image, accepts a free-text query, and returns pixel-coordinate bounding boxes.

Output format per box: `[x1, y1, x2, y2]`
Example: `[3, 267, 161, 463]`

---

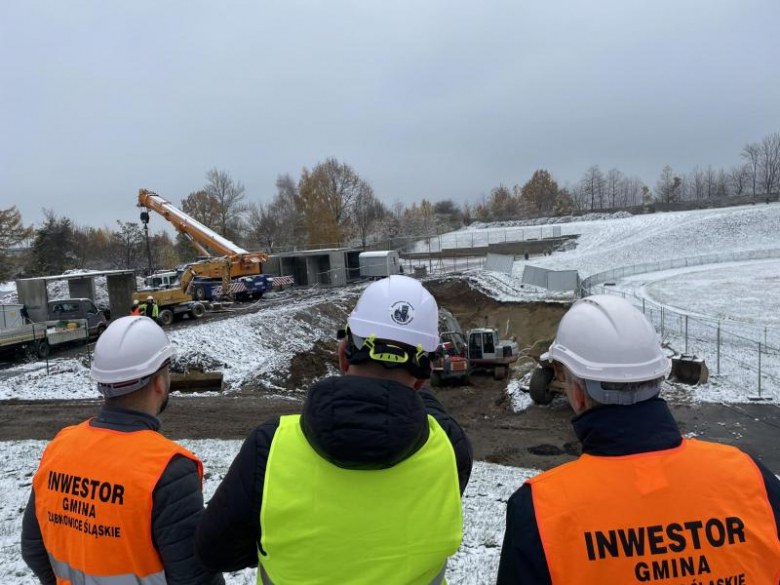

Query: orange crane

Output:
[131, 190, 274, 324]
[137, 189, 268, 278]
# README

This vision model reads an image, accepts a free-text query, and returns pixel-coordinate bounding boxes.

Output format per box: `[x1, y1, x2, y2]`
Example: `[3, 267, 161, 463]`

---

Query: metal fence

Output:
[314, 256, 488, 285]
[403, 226, 565, 254]
[580, 248, 780, 399]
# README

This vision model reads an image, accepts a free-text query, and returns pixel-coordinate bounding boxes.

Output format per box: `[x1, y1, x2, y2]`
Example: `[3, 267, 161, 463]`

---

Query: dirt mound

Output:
[425, 278, 570, 348]
[287, 339, 340, 391]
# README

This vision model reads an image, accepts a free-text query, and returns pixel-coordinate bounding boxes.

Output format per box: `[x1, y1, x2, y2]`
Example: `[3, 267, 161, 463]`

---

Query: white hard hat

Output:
[132, 299, 139, 306]
[91, 316, 174, 397]
[543, 295, 671, 386]
[147, 296, 154, 302]
[348, 275, 439, 352]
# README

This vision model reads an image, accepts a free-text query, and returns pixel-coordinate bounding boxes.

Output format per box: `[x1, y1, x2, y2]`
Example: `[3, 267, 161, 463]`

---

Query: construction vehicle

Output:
[522, 340, 700, 405]
[137, 190, 274, 302]
[466, 327, 519, 380]
[521, 339, 565, 405]
[431, 309, 471, 386]
[131, 190, 277, 324]
[1, 303, 94, 359]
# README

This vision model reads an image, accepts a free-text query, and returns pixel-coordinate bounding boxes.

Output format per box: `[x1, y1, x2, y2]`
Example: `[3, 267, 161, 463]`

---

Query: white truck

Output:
[0, 299, 106, 359]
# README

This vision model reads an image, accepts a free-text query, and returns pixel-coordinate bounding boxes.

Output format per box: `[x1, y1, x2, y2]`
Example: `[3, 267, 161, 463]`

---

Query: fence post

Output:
[85, 322, 92, 367]
[758, 342, 762, 397]
[716, 324, 721, 375]
[685, 315, 689, 354]
[661, 307, 665, 338]
[642, 298, 646, 314]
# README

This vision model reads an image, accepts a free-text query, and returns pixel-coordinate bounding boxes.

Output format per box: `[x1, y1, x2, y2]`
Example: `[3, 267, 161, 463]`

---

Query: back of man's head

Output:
[543, 295, 671, 409]
[340, 276, 439, 388]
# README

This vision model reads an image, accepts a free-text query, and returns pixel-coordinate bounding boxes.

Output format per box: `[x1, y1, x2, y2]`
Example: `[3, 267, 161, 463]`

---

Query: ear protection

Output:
[338, 326, 432, 380]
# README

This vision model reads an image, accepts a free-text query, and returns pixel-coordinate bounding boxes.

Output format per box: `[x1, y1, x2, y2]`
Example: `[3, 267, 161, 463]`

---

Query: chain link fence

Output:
[580, 249, 780, 400]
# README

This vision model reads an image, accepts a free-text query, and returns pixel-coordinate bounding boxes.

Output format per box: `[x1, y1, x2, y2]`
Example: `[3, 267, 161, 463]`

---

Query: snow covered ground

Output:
[0, 440, 531, 584]
[0, 287, 357, 401]
[613, 259, 780, 330]
[448, 204, 780, 304]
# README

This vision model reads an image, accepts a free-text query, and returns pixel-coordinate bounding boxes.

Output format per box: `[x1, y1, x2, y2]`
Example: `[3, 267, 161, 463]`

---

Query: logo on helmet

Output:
[390, 301, 415, 326]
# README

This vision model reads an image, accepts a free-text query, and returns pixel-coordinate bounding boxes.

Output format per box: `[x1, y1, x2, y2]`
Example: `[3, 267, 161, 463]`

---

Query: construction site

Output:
[2, 194, 780, 583]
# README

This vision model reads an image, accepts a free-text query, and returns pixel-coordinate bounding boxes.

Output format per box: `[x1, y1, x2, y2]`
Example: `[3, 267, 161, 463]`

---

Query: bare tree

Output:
[605, 168, 624, 209]
[580, 166, 605, 210]
[655, 166, 681, 203]
[108, 221, 144, 270]
[714, 168, 730, 199]
[729, 164, 751, 197]
[351, 184, 386, 247]
[689, 166, 706, 201]
[742, 142, 761, 200]
[204, 168, 247, 239]
[623, 177, 646, 207]
[705, 166, 716, 199]
[759, 132, 780, 201]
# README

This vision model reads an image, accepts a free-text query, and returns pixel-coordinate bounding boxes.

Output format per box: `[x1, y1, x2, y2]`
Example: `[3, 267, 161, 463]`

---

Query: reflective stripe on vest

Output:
[528, 438, 780, 583]
[259, 561, 448, 585]
[259, 414, 463, 585]
[33, 420, 203, 584]
[48, 553, 167, 585]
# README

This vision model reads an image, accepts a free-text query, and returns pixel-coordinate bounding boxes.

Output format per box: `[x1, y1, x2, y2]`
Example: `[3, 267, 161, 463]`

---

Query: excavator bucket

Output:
[669, 354, 709, 385]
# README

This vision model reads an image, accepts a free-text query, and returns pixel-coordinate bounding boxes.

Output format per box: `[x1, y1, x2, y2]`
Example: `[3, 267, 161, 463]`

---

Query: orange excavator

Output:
[132, 189, 273, 325]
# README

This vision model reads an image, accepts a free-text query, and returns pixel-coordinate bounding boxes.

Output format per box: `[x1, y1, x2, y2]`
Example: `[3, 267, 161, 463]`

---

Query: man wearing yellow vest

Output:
[196, 275, 472, 584]
[21, 315, 224, 585]
[497, 295, 780, 584]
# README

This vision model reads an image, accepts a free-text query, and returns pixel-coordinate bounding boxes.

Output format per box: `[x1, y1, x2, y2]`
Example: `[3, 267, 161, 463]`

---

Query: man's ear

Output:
[338, 339, 350, 374]
[413, 378, 426, 391]
[572, 380, 588, 412]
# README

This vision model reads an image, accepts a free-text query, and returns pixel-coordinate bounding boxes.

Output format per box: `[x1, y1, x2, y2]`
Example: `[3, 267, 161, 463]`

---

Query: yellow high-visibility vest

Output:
[259, 414, 463, 585]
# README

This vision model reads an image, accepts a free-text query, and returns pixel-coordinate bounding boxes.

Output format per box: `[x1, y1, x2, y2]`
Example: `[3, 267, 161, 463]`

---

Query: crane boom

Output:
[138, 189, 250, 256]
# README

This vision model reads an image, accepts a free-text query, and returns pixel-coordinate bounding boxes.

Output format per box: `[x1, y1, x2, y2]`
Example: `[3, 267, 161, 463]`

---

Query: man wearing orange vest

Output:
[497, 295, 780, 584]
[195, 275, 472, 584]
[21, 315, 224, 585]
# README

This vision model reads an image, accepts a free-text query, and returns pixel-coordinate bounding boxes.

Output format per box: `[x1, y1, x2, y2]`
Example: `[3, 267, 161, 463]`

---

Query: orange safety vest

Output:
[32, 420, 203, 584]
[528, 438, 780, 584]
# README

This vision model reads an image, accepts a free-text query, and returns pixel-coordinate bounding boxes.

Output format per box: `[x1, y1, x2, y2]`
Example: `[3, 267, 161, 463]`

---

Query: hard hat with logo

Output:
[91, 316, 174, 398]
[348, 275, 439, 352]
[542, 295, 671, 403]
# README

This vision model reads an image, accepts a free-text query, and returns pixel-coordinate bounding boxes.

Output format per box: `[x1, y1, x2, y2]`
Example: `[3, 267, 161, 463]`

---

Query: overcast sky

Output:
[1, 0, 779, 229]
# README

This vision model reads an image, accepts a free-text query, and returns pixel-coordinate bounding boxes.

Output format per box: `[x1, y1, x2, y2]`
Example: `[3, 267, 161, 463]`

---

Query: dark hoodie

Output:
[195, 375, 473, 573]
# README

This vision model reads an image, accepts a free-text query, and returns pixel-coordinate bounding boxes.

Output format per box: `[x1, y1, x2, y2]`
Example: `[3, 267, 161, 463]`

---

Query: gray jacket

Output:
[21, 406, 224, 585]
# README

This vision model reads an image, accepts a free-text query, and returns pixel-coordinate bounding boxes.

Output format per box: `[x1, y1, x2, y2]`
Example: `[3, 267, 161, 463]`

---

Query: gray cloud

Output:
[1, 0, 778, 227]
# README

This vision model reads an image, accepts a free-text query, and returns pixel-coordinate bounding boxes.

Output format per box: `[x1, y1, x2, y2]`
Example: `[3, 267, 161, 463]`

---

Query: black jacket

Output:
[21, 406, 224, 585]
[195, 375, 473, 572]
[496, 398, 780, 584]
